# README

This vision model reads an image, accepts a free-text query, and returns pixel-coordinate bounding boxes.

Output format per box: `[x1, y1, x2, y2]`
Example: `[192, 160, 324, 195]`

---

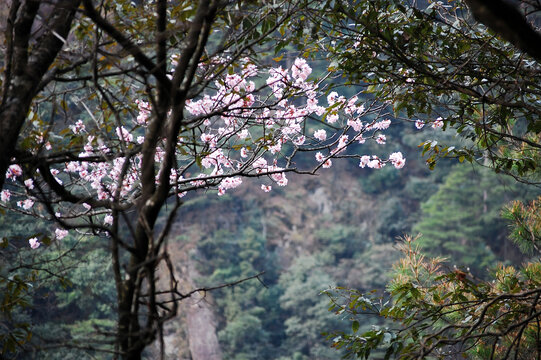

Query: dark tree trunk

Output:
[0, 0, 80, 189]
[465, 0, 541, 62]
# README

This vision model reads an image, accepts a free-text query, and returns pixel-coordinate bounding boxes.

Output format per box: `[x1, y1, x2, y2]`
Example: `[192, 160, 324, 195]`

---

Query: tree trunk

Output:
[0, 0, 80, 189]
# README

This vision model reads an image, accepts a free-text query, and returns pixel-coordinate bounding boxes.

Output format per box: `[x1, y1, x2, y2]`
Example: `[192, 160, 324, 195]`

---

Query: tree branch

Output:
[465, 0, 541, 63]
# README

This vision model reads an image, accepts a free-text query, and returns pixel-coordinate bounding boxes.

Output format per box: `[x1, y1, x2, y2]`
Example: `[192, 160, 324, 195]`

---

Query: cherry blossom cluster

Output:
[415, 117, 444, 130]
[2, 57, 410, 248]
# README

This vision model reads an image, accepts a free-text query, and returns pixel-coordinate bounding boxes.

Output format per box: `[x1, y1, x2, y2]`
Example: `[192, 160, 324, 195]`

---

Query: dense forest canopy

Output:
[1, 1, 541, 359]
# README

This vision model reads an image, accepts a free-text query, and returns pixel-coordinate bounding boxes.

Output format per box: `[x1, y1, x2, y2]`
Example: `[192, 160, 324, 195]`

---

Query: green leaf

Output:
[352, 320, 360, 333]
[41, 236, 52, 246]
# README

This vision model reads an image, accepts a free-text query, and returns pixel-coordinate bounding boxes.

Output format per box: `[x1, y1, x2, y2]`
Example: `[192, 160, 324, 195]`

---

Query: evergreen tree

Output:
[414, 165, 494, 273]
[414, 164, 536, 274]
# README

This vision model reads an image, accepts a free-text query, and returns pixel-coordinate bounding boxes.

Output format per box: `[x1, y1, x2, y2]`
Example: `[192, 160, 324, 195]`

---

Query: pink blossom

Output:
[1, 190, 11, 202]
[170, 54, 180, 67]
[293, 135, 305, 146]
[104, 214, 113, 225]
[201, 133, 213, 142]
[55, 228, 69, 240]
[359, 155, 371, 168]
[217, 177, 242, 196]
[242, 61, 258, 77]
[415, 119, 425, 129]
[338, 135, 349, 149]
[269, 169, 288, 186]
[264, 118, 275, 128]
[291, 58, 312, 82]
[327, 91, 346, 106]
[219, 177, 242, 190]
[65, 162, 79, 172]
[269, 141, 282, 155]
[261, 184, 272, 192]
[245, 81, 255, 92]
[97, 143, 110, 154]
[313, 129, 327, 141]
[327, 92, 339, 106]
[97, 189, 109, 200]
[69, 120, 85, 134]
[82, 139, 94, 154]
[376, 134, 386, 144]
[200, 133, 217, 147]
[24, 179, 34, 189]
[11, 59, 405, 212]
[344, 96, 359, 114]
[36, 133, 52, 151]
[268, 66, 288, 83]
[367, 157, 385, 169]
[190, 174, 207, 186]
[135, 99, 151, 124]
[252, 158, 268, 173]
[389, 152, 406, 169]
[331, 135, 349, 155]
[17, 199, 34, 210]
[275, 176, 288, 186]
[201, 149, 225, 169]
[29, 237, 40, 249]
[327, 113, 339, 124]
[154, 147, 165, 162]
[6, 164, 22, 180]
[225, 73, 244, 90]
[237, 129, 249, 139]
[347, 119, 363, 132]
[116, 126, 133, 143]
[306, 98, 319, 111]
[267, 66, 288, 98]
[202, 149, 231, 169]
[322, 159, 332, 168]
[432, 117, 444, 129]
[374, 119, 391, 130]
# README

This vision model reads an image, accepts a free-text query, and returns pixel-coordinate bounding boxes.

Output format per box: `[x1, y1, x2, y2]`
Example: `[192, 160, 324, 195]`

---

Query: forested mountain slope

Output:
[145, 132, 536, 359]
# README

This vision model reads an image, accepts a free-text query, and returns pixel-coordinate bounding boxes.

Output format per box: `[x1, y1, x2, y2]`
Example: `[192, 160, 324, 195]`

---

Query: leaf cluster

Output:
[308, 0, 541, 181]
[327, 217, 541, 359]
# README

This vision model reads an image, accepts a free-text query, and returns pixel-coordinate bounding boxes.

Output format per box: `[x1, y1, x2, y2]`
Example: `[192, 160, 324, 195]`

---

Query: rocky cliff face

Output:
[147, 243, 223, 359]
[185, 260, 222, 360]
